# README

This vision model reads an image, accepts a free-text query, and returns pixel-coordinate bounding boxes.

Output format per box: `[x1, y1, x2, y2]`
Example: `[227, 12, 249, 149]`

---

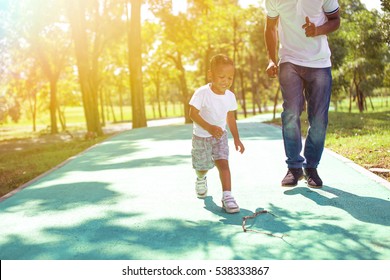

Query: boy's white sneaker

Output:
[195, 177, 208, 198]
[222, 195, 240, 214]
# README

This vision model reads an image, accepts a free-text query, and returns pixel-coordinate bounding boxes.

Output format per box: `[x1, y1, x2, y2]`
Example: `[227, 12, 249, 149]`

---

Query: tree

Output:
[28, 0, 71, 134]
[0, 0, 70, 133]
[330, 0, 388, 112]
[66, 0, 103, 136]
[381, 0, 390, 45]
[126, 0, 147, 128]
[0, 0, 388, 131]
[142, 20, 166, 118]
[149, 0, 193, 123]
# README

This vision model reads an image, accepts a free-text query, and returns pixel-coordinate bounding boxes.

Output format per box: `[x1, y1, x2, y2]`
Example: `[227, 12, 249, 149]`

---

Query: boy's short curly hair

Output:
[210, 54, 234, 73]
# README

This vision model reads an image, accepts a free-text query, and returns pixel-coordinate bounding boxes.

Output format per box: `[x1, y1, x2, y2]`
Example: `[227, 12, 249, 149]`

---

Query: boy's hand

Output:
[234, 139, 245, 154]
[209, 125, 224, 139]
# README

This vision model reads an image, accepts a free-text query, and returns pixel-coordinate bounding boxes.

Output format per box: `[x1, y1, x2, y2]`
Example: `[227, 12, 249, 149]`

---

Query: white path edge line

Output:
[325, 148, 390, 191]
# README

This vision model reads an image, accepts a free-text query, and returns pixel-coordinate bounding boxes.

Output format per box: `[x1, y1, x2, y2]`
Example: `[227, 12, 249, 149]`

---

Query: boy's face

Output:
[208, 64, 235, 94]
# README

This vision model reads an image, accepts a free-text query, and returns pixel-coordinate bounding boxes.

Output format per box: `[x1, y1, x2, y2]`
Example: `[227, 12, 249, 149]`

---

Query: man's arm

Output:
[264, 16, 279, 78]
[302, 11, 341, 37]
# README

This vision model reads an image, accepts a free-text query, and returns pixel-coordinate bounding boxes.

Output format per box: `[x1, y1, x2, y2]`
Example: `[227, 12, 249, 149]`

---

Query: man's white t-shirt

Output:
[265, 0, 339, 68]
[189, 84, 237, 138]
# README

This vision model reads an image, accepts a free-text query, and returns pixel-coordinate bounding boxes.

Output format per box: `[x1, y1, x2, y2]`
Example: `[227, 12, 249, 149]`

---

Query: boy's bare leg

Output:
[215, 159, 231, 192]
[196, 170, 208, 179]
[216, 159, 239, 213]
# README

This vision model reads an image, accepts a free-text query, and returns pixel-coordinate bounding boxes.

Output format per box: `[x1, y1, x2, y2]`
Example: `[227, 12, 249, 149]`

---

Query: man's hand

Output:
[266, 60, 278, 78]
[302, 16, 317, 37]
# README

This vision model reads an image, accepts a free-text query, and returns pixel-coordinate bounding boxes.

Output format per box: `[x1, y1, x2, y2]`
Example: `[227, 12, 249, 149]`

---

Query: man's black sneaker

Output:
[281, 168, 304, 187]
[304, 168, 323, 188]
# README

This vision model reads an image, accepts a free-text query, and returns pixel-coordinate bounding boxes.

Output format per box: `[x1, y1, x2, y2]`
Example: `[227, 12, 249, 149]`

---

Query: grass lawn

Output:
[0, 134, 112, 198]
[326, 111, 390, 176]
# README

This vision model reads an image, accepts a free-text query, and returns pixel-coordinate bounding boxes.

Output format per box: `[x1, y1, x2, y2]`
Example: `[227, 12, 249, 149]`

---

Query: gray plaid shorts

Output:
[191, 131, 229, 171]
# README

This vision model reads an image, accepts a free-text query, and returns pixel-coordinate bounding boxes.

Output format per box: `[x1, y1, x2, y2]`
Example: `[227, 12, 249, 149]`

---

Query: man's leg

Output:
[279, 63, 305, 186]
[303, 67, 332, 187]
[279, 63, 306, 169]
[303, 67, 332, 169]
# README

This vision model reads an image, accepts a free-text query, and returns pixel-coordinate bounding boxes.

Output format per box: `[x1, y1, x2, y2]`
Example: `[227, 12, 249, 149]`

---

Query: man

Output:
[264, 0, 341, 188]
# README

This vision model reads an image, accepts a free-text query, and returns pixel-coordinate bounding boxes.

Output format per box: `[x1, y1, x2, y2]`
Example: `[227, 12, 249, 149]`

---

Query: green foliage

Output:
[0, 0, 388, 128]
[7, 101, 21, 122]
[382, 0, 390, 11]
[329, 0, 389, 112]
[381, 0, 390, 45]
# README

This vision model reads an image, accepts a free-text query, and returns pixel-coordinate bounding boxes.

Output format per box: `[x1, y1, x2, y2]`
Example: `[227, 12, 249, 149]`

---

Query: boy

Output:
[189, 54, 245, 214]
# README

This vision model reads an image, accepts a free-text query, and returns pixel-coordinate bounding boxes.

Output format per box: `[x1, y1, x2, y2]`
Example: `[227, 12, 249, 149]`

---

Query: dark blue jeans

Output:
[279, 62, 332, 169]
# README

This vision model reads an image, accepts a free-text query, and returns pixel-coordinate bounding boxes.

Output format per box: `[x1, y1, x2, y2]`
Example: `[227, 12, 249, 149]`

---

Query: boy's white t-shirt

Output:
[265, 0, 339, 68]
[189, 84, 237, 138]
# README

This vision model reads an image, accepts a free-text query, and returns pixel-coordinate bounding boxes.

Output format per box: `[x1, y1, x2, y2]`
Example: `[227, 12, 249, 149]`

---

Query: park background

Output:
[0, 0, 389, 196]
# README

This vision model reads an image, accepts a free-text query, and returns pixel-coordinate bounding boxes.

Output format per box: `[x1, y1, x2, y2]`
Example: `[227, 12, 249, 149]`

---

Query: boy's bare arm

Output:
[227, 111, 245, 153]
[189, 105, 224, 138]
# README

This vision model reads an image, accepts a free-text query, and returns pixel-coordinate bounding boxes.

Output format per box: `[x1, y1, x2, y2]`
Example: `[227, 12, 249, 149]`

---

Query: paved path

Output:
[0, 116, 389, 260]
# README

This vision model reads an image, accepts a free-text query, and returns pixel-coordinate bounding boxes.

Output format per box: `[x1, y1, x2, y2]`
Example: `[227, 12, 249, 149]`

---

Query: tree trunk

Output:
[28, 90, 38, 132]
[249, 55, 258, 115]
[107, 93, 117, 123]
[204, 44, 212, 84]
[349, 80, 353, 113]
[57, 104, 66, 131]
[153, 66, 162, 119]
[127, 0, 147, 128]
[119, 84, 124, 122]
[164, 99, 168, 117]
[67, 0, 103, 136]
[99, 88, 106, 127]
[354, 70, 365, 113]
[239, 68, 247, 118]
[232, 16, 238, 94]
[156, 82, 162, 118]
[168, 53, 191, 123]
[34, 43, 60, 134]
[179, 70, 191, 123]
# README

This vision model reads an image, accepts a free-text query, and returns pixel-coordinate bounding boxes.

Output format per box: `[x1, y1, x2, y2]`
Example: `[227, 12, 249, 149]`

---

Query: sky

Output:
[351, 0, 382, 11]
[361, 0, 382, 11]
